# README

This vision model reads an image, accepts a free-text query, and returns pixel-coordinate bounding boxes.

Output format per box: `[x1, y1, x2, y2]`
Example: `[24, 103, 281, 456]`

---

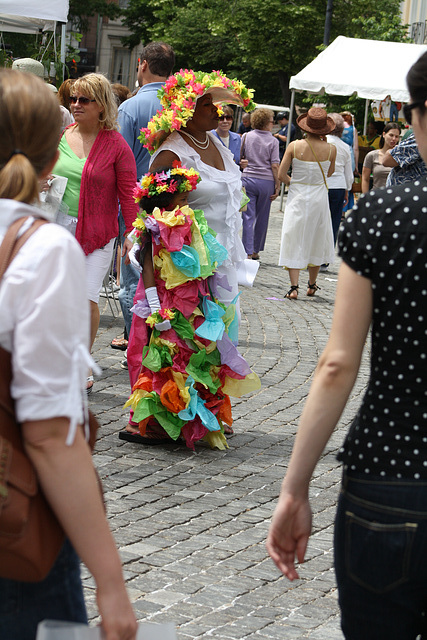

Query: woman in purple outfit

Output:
[240, 108, 280, 260]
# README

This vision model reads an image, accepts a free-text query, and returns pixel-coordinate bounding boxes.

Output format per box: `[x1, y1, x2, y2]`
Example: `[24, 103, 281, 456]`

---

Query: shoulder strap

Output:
[305, 139, 329, 191]
[0, 218, 48, 281]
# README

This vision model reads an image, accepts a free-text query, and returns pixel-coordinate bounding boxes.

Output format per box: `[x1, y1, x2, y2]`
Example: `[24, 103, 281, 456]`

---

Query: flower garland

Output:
[139, 69, 256, 153]
[133, 161, 201, 203]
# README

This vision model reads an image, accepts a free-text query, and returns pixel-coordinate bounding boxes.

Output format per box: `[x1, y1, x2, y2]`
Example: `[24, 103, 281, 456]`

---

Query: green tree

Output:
[121, 0, 410, 106]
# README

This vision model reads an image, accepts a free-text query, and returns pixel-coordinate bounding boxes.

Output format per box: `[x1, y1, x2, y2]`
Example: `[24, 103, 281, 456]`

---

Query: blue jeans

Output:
[334, 471, 427, 640]
[0, 539, 87, 640]
[118, 211, 139, 337]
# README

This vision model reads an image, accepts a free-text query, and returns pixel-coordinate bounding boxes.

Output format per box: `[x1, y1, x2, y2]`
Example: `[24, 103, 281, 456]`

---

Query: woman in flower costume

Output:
[140, 69, 256, 318]
[120, 162, 260, 449]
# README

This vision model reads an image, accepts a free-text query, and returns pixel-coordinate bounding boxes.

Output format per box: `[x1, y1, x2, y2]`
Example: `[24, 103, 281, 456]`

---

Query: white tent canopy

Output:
[0, 0, 69, 75]
[0, 0, 68, 27]
[290, 36, 427, 103]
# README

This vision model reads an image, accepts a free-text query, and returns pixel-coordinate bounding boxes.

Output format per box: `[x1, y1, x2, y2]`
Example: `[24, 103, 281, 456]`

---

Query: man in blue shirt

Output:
[115, 42, 175, 357]
[273, 110, 296, 160]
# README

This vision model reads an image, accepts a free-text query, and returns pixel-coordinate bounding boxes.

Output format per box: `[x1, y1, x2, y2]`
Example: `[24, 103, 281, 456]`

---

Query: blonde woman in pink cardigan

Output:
[53, 73, 138, 392]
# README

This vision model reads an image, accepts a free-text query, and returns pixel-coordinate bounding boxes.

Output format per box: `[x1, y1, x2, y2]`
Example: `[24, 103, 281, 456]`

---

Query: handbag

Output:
[0, 217, 99, 582]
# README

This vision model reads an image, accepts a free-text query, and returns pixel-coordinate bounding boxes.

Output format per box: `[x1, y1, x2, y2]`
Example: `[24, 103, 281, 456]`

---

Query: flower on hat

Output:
[139, 69, 256, 153]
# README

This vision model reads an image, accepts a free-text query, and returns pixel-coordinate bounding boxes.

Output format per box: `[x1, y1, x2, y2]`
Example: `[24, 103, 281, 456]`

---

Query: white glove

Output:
[145, 286, 171, 331]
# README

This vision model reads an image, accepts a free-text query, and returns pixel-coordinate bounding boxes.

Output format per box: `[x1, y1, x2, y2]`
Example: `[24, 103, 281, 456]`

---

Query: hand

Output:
[97, 583, 137, 640]
[240, 158, 248, 170]
[39, 174, 54, 192]
[121, 236, 133, 265]
[270, 186, 280, 201]
[266, 490, 312, 581]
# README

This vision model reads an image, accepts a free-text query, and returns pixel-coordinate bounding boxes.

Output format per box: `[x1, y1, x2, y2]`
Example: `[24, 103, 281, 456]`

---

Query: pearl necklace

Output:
[180, 129, 210, 150]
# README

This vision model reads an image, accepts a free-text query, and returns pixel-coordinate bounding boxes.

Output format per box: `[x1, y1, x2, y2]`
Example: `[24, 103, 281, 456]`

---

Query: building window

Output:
[112, 47, 131, 86]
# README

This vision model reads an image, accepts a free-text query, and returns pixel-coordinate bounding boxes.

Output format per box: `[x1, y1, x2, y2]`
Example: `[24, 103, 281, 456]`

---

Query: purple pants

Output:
[241, 176, 274, 255]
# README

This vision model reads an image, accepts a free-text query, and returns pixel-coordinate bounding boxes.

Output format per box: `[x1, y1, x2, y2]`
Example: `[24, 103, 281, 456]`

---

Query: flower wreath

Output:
[139, 69, 256, 153]
[133, 160, 201, 203]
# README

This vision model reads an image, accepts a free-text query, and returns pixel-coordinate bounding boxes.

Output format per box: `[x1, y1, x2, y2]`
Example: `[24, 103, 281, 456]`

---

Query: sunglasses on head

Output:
[403, 100, 425, 125]
[70, 96, 96, 105]
[218, 115, 233, 121]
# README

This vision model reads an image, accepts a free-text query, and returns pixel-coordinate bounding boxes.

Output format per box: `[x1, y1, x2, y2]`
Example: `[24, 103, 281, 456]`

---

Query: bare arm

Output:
[150, 149, 180, 171]
[326, 145, 336, 177]
[23, 419, 137, 640]
[382, 150, 398, 167]
[278, 143, 294, 185]
[270, 163, 280, 200]
[361, 165, 371, 193]
[353, 128, 359, 169]
[267, 262, 372, 580]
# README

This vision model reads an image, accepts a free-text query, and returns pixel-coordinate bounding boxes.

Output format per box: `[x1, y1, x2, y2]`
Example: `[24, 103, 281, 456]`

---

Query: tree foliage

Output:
[121, 0, 410, 105]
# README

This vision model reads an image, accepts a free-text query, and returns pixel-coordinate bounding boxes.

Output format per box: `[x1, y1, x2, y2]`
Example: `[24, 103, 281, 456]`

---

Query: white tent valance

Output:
[0, 0, 69, 24]
[290, 36, 427, 103]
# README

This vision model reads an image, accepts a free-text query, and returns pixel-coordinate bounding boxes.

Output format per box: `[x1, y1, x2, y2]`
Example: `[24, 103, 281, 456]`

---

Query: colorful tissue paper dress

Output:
[124, 204, 260, 450]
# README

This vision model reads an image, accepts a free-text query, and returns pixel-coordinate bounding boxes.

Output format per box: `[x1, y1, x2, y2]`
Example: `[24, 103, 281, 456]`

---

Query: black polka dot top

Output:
[337, 178, 427, 479]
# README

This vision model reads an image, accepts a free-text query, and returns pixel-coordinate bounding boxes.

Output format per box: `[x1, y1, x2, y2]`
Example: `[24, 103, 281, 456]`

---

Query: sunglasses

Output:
[403, 100, 425, 125]
[70, 96, 96, 105]
[218, 115, 233, 121]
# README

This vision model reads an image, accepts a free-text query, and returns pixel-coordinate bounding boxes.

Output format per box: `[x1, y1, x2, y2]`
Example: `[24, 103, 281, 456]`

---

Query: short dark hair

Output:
[141, 42, 175, 78]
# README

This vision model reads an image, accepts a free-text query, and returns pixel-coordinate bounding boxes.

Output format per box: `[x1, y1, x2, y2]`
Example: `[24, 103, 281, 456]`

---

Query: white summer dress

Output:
[151, 131, 246, 309]
[278, 152, 335, 269]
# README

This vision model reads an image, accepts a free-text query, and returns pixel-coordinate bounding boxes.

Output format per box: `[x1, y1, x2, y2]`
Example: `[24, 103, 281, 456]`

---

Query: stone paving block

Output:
[83, 203, 369, 640]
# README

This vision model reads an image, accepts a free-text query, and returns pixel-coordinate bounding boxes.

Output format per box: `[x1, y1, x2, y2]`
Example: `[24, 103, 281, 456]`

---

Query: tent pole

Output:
[279, 88, 296, 211]
[363, 98, 369, 136]
[60, 23, 66, 81]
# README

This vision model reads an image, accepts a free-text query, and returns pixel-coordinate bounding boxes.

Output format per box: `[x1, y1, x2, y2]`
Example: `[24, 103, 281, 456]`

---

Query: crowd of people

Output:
[1, 40, 427, 640]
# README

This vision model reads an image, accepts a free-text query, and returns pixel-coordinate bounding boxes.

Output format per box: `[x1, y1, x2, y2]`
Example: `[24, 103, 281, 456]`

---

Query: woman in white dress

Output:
[278, 108, 336, 299]
[142, 69, 256, 312]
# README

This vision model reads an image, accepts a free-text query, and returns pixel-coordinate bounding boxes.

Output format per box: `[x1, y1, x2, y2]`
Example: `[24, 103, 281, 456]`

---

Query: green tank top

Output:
[53, 135, 87, 218]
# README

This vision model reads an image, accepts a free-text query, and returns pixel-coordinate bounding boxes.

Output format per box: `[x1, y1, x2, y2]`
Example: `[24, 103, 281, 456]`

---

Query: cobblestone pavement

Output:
[87, 198, 370, 639]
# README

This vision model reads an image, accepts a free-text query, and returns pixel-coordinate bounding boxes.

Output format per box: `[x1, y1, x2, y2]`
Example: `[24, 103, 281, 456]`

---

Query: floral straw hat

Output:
[297, 107, 335, 136]
[139, 69, 256, 153]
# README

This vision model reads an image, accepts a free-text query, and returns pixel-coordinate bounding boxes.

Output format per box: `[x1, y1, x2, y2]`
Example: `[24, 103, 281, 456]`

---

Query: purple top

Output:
[241, 129, 280, 181]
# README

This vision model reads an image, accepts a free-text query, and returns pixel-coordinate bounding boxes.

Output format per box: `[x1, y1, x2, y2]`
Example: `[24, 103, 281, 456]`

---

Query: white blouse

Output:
[0, 200, 94, 443]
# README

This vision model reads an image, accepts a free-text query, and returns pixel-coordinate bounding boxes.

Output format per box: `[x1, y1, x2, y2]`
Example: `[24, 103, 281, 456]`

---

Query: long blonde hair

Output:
[72, 73, 118, 130]
[0, 69, 61, 203]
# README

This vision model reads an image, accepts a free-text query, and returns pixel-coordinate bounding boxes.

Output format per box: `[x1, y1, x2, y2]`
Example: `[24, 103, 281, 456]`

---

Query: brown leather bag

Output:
[0, 217, 99, 582]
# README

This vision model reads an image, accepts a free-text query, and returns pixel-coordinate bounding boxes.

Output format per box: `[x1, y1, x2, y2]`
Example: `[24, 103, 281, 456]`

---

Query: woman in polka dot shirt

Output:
[267, 52, 427, 640]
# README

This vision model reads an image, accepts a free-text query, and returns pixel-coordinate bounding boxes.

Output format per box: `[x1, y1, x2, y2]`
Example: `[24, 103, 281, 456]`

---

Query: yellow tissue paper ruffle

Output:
[221, 372, 261, 398]
[123, 388, 153, 411]
[151, 335, 179, 355]
[154, 249, 193, 289]
[153, 205, 189, 227]
[171, 370, 191, 407]
[203, 430, 229, 450]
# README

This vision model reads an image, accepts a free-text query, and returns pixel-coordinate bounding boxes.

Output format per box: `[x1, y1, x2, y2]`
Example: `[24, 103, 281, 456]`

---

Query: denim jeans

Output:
[118, 211, 139, 337]
[334, 471, 427, 640]
[0, 539, 87, 640]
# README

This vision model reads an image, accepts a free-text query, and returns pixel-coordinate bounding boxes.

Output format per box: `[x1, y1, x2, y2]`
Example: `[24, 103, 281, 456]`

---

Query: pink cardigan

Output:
[66, 127, 139, 256]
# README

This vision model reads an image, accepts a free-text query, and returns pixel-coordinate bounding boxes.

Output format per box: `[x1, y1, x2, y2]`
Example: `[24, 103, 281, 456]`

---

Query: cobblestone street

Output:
[87, 198, 370, 639]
